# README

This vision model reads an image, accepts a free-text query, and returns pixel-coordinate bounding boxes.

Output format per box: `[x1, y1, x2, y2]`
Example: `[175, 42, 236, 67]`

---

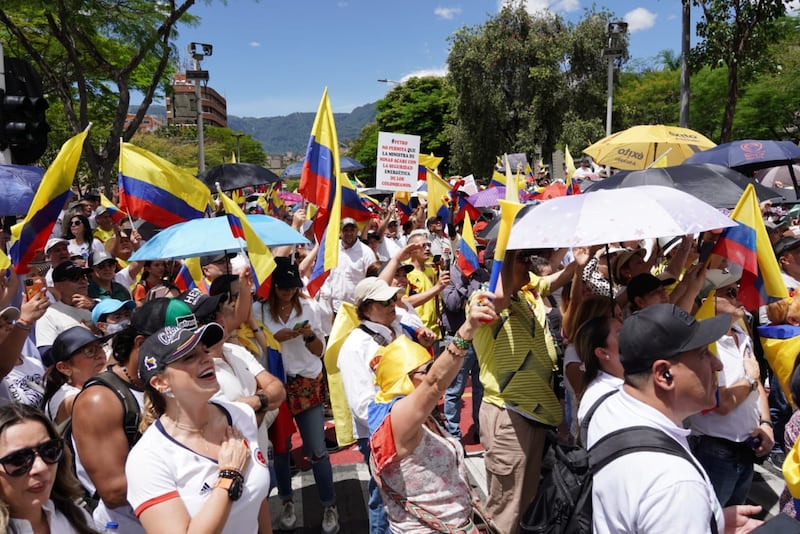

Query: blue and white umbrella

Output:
[130, 214, 310, 261]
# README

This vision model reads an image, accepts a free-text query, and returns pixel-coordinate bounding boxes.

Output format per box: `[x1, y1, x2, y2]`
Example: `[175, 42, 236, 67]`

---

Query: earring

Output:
[160, 388, 175, 398]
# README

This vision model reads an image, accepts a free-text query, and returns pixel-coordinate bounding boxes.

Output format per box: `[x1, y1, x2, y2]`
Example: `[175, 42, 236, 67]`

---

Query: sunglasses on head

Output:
[0, 438, 64, 477]
[409, 360, 434, 378]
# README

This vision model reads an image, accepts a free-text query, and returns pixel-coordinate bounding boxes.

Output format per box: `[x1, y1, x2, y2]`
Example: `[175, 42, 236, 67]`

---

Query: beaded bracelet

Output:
[452, 333, 472, 350]
[218, 468, 244, 483]
[445, 345, 467, 359]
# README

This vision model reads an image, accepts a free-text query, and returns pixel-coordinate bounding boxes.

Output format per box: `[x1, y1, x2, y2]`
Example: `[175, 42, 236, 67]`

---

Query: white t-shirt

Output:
[576, 371, 623, 426]
[126, 400, 269, 534]
[256, 299, 325, 379]
[10, 499, 94, 534]
[45, 383, 80, 422]
[688, 327, 760, 442]
[588, 388, 724, 534]
[323, 240, 375, 312]
[35, 300, 94, 348]
[0, 348, 45, 406]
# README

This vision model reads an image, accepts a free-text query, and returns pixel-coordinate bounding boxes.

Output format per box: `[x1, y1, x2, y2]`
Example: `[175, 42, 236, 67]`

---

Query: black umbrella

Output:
[582, 163, 787, 209]
[199, 163, 281, 192]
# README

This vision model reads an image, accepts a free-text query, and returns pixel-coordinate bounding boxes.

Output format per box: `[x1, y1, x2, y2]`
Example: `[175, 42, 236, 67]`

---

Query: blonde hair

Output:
[139, 387, 166, 433]
[766, 297, 800, 325]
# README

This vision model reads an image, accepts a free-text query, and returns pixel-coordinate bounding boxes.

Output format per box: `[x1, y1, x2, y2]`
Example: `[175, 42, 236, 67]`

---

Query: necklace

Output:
[118, 364, 138, 386]
[163, 413, 209, 434]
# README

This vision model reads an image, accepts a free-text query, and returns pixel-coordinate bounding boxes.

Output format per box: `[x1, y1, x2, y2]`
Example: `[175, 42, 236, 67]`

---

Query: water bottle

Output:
[104, 521, 119, 533]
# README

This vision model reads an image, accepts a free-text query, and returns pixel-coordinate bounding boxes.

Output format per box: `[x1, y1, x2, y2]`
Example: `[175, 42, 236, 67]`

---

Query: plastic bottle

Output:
[104, 521, 120, 533]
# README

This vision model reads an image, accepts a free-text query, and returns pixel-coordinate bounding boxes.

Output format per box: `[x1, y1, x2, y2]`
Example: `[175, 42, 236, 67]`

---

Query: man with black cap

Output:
[36, 261, 96, 352]
[320, 217, 375, 316]
[774, 236, 800, 292]
[199, 253, 237, 292]
[587, 303, 762, 533]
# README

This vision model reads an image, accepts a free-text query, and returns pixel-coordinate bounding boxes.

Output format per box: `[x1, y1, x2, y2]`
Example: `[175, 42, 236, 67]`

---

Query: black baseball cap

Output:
[271, 256, 304, 289]
[199, 252, 236, 267]
[51, 326, 111, 363]
[52, 261, 92, 283]
[619, 303, 730, 375]
[177, 288, 224, 320]
[626, 273, 676, 303]
[774, 237, 800, 258]
[138, 323, 224, 384]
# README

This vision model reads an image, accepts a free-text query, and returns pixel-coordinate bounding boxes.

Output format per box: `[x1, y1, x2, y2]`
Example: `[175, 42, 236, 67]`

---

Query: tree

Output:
[0, 1, 200, 191]
[692, 0, 787, 142]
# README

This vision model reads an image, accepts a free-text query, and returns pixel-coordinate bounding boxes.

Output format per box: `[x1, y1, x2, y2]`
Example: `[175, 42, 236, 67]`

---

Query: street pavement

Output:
[269, 387, 791, 531]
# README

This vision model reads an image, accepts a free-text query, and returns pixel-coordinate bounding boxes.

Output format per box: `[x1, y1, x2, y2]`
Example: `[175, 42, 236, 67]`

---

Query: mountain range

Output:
[136, 103, 377, 155]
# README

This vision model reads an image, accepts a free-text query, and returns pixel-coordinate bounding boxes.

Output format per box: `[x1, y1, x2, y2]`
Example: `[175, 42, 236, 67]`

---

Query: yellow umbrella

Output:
[583, 125, 716, 170]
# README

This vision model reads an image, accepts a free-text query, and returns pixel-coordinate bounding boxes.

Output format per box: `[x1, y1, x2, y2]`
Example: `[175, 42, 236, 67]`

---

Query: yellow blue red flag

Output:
[100, 193, 127, 224]
[118, 142, 211, 228]
[10, 127, 89, 274]
[457, 212, 480, 277]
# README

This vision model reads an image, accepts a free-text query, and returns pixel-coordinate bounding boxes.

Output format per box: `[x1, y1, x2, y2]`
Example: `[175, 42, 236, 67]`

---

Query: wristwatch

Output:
[746, 374, 758, 392]
[215, 469, 244, 501]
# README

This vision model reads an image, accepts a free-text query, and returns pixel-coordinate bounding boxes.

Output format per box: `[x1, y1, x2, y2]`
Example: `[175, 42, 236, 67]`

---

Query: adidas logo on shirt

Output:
[200, 482, 212, 496]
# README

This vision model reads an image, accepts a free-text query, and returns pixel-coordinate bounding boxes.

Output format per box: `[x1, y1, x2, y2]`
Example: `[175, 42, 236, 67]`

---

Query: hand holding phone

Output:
[293, 320, 309, 330]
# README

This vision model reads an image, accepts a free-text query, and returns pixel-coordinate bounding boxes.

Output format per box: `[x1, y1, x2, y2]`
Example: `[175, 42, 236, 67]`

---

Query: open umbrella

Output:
[583, 163, 786, 208]
[199, 163, 281, 192]
[756, 164, 800, 188]
[281, 156, 365, 178]
[507, 185, 735, 249]
[129, 214, 310, 261]
[0, 165, 44, 216]
[683, 140, 800, 195]
[467, 187, 508, 208]
[583, 125, 716, 170]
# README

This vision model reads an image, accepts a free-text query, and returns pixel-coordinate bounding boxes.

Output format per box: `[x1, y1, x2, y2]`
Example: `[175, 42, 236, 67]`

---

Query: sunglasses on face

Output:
[373, 294, 398, 307]
[409, 360, 434, 378]
[724, 286, 739, 299]
[75, 344, 102, 358]
[70, 220, 82, 226]
[0, 438, 64, 477]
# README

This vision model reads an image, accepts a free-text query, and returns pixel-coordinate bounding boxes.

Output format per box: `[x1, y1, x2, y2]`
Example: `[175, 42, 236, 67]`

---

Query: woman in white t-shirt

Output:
[62, 215, 104, 266]
[575, 315, 624, 426]
[126, 322, 271, 534]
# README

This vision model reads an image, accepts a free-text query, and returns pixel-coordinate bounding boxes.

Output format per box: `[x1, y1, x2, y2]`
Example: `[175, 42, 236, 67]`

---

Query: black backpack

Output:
[59, 368, 142, 510]
[520, 390, 719, 534]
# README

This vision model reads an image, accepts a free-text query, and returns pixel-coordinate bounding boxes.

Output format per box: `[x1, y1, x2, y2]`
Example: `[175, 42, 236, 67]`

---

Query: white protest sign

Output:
[376, 132, 420, 192]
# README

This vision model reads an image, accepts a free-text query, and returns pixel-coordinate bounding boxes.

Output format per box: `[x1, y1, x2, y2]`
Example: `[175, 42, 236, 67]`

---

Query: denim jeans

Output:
[692, 437, 754, 507]
[274, 404, 336, 506]
[357, 437, 390, 534]
[769, 373, 791, 451]
[443, 341, 483, 440]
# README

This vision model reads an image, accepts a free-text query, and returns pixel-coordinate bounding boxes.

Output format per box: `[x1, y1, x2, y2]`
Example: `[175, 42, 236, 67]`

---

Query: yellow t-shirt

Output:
[406, 264, 440, 337]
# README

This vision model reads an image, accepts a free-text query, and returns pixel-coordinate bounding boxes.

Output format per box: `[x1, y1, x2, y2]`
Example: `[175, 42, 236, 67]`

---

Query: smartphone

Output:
[25, 276, 45, 300]
[293, 320, 309, 330]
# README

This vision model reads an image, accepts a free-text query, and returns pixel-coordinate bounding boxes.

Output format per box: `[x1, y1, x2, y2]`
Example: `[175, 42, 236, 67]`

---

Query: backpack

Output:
[520, 390, 719, 534]
[59, 368, 142, 510]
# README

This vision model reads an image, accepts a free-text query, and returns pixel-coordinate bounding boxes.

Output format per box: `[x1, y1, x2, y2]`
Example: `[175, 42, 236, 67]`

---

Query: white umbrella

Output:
[507, 185, 735, 249]
[755, 164, 800, 188]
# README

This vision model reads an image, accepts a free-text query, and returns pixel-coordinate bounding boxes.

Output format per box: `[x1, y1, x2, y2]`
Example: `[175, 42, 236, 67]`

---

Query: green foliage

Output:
[346, 122, 380, 186]
[0, 0, 201, 190]
[615, 70, 681, 130]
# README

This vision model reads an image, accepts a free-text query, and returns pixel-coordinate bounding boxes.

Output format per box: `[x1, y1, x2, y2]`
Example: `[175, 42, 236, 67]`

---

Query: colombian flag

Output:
[173, 258, 202, 293]
[457, 212, 480, 278]
[118, 143, 211, 228]
[11, 128, 88, 274]
[711, 184, 788, 311]
[218, 190, 277, 298]
[303, 89, 343, 297]
[100, 193, 127, 224]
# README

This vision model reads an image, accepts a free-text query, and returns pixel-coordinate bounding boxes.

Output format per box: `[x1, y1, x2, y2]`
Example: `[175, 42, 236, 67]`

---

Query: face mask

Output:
[104, 319, 130, 334]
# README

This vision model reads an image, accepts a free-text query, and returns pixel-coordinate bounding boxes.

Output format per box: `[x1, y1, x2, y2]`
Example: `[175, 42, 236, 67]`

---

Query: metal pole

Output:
[195, 55, 205, 173]
[679, 0, 691, 128]
[233, 133, 243, 163]
[606, 55, 614, 138]
[0, 42, 11, 165]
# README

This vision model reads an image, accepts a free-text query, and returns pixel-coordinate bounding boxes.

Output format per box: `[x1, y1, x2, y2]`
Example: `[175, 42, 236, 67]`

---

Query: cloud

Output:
[434, 6, 462, 20]
[788, 0, 800, 14]
[249, 41, 261, 48]
[337, 1, 348, 7]
[499, 0, 580, 15]
[624, 7, 657, 33]
[400, 66, 449, 81]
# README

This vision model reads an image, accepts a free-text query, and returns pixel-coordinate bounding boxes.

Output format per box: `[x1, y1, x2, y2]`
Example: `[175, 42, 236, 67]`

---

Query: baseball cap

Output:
[376, 261, 414, 277]
[0, 306, 20, 323]
[354, 277, 402, 308]
[131, 297, 197, 336]
[138, 323, 224, 385]
[626, 273, 676, 303]
[612, 248, 646, 281]
[426, 216, 442, 227]
[199, 252, 236, 267]
[619, 303, 731, 375]
[51, 326, 111, 363]
[91, 249, 116, 267]
[775, 237, 800, 258]
[84, 189, 101, 200]
[45, 238, 68, 254]
[94, 206, 109, 217]
[698, 268, 742, 300]
[52, 262, 92, 283]
[271, 257, 304, 289]
[341, 217, 357, 228]
[177, 288, 224, 319]
[92, 298, 135, 325]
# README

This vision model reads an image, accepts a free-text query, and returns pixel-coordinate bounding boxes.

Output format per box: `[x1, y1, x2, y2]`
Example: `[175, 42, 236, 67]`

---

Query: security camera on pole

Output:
[187, 42, 212, 173]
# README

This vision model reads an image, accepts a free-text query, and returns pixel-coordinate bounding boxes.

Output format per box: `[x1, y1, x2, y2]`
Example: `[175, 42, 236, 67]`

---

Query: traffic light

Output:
[1, 57, 50, 164]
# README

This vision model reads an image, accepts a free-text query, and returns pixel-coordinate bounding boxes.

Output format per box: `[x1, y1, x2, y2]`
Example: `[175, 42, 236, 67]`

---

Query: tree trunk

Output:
[720, 60, 739, 143]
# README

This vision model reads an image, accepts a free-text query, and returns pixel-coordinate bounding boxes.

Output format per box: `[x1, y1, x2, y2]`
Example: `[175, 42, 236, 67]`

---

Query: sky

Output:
[167, 0, 796, 118]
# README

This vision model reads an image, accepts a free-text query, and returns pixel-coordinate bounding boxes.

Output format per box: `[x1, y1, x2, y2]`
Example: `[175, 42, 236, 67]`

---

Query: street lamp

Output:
[232, 132, 244, 163]
[602, 22, 627, 138]
[188, 42, 212, 173]
[377, 79, 401, 85]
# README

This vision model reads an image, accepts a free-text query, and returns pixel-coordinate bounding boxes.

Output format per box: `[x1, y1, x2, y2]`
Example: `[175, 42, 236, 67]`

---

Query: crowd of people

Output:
[0, 177, 799, 534]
